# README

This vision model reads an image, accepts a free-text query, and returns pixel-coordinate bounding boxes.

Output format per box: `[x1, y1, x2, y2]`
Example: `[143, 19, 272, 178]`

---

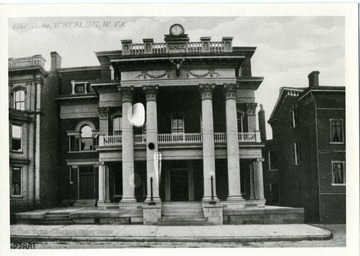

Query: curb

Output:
[10, 232, 332, 242]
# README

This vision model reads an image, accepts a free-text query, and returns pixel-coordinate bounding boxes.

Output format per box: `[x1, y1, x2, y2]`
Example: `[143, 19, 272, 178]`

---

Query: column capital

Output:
[98, 107, 110, 119]
[224, 84, 239, 100]
[255, 158, 265, 162]
[246, 102, 258, 116]
[118, 86, 134, 103]
[199, 84, 215, 100]
[143, 85, 159, 101]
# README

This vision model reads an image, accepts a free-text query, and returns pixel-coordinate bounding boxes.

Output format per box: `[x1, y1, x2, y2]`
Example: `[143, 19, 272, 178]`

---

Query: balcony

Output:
[98, 132, 260, 147]
[121, 37, 233, 56]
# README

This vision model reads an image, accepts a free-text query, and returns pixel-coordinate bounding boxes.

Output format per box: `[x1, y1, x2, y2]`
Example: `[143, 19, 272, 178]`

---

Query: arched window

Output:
[113, 116, 122, 135]
[14, 90, 25, 110]
[80, 125, 93, 150]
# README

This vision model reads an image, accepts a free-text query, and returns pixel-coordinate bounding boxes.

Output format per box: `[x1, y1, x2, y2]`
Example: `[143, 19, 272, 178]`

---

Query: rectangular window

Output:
[268, 151, 278, 170]
[14, 91, 25, 110]
[11, 168, 22, 196]
[290, 108, 299, 128]
[292, 142, 301, 165]
[113, 117, 122, 135]
[330, 119, 344, 143]
[11, 125, 22, 151]
[74, 84, 85, 94]
[332, 161, 345, 185]
[172, 114, 184, 133]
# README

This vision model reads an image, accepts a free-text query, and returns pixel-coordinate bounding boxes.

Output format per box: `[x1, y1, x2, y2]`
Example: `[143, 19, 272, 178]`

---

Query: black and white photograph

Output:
[0, 3, 358, 256]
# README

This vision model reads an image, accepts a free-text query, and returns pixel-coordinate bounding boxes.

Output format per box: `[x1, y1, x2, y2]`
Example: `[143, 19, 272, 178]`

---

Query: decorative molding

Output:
[118, 86, 134, 103]
[187, 69, 220, 78]
[246, 103, 258, 116]
[143, 85, 159, 101]
[224, 84, 238, 100]
[135, 70, 170, 79]
[199, 84, 215, 101]
[98, 107, 110, 119]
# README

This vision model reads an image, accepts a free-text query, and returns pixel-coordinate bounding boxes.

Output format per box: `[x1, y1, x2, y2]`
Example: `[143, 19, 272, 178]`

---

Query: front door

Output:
[170, 169, 189, 201]
[79, 167, 95, 199]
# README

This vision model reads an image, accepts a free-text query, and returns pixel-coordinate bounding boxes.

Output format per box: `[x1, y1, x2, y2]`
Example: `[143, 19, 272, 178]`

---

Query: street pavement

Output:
[11, 223, 333, 245]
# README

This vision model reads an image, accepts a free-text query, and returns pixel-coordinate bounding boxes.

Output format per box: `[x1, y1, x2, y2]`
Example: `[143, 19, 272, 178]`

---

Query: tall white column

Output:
[144, 85, 160, 202]
[98, 163, 105, 203]
[224, 84, 243, 201]
[119, 86, 136, 203]
[200, 84, 218, 201]
[254, 158, 265, 201]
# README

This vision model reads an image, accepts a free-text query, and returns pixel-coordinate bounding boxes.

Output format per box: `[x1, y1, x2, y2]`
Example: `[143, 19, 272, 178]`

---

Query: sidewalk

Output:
[10, 224, 332, 242]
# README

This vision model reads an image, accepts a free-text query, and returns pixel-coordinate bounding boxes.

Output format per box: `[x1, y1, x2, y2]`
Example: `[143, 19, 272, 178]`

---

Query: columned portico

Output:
[144, 85, 161, 202]
[224, 84, 243, 202]
[199, 84, 218, 201]
[119, 86, 136, 203]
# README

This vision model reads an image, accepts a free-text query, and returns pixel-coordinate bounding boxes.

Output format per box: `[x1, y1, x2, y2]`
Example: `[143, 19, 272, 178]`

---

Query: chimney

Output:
[308, 71, 320, 87]
[258, 104, 267, 142]
[50, 51, 62, 71]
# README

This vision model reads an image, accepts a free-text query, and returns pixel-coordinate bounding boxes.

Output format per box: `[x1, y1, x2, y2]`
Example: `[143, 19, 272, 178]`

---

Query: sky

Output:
[8, 16, 345, 138]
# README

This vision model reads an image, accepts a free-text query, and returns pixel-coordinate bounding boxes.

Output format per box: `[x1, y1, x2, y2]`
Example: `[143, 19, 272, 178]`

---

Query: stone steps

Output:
[160, 202, 206, 225]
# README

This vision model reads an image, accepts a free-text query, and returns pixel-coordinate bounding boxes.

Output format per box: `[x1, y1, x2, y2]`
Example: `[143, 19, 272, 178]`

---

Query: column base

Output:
[120, 197, 137, 203]
[145, 196, 161, 204]
[226, 195, 244, 201]
[202, 195, 220, 202]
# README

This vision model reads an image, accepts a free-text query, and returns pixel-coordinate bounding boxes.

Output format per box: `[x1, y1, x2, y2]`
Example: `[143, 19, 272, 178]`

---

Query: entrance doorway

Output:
[79, 166, 95, 199]
[170, 169, 189, 201]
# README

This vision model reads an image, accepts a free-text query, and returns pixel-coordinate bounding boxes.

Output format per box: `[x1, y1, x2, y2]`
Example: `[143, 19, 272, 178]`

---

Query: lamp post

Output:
[210, 175, 216, 205]
[149, 177, 155, 205]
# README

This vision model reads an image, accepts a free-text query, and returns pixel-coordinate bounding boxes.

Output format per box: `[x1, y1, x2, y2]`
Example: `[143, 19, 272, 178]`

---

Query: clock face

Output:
[170, 24, 184, 36]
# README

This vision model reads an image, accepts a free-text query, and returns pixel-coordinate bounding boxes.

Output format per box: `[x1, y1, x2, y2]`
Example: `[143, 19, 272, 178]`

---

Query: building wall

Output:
[39, 66, 61, 208]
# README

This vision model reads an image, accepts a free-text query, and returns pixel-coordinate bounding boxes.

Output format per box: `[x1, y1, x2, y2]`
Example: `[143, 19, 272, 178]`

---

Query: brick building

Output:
[9, 53, 61, 218]
[263, 71, 346, 223]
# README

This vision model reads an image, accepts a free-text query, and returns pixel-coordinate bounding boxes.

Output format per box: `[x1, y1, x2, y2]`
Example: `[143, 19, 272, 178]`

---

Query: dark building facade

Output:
[9, 53, 61, 217]
[263, 71, 345, 223]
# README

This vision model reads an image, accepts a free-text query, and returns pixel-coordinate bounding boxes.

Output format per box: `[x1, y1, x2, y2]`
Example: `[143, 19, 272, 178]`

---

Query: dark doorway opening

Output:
[79, 166, 95, 199]
[170, 169, 189, 201]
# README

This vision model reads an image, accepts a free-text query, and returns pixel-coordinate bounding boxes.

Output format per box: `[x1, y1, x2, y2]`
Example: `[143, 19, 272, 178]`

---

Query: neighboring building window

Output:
[268, 151, 278, 170]
[330, 119, 344, 143]
[113, 117, 122, 135]
[172, 113, 184, 133]
[332, 161, 345, 185]
[14, 90, 25, 110]
[290, 108, 299, 128]
[11, 125, 22, 151]
[292, 142, 301, 165]
[11, 167, 22, 196]
[75, 83, 86, 94]
[80, 125, 93, 150]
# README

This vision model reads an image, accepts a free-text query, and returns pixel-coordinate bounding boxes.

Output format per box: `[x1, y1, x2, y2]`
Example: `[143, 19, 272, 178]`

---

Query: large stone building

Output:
[263, 71, 346, 223]
[14, 24, 307, 225]
[9, 53, 61, 219]
[55, 24, 266, 218]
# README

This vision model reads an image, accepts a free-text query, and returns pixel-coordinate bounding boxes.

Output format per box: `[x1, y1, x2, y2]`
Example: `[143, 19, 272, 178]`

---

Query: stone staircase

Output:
[159, 202, 207, 226]
[42, 211, 73, 225]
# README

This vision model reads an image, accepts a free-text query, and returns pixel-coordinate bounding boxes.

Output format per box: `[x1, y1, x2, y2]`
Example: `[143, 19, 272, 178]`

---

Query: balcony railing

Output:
[99, 131, 260, 147]
[122, 40, 232, 56]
